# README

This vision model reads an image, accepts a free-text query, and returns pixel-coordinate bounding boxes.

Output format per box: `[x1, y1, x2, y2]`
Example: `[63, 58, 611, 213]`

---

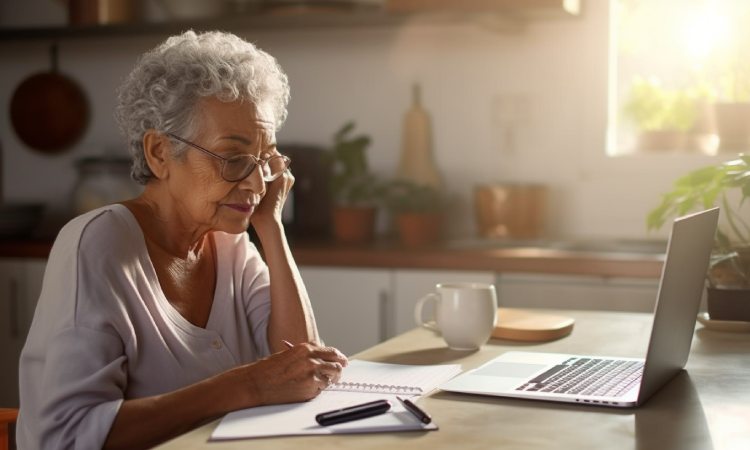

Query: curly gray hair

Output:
[115, 30, 290, 185]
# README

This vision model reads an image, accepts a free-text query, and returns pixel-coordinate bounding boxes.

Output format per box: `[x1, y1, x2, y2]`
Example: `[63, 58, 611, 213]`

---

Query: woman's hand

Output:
[250, 168, 293, 230]
[243, 342, 349, 406]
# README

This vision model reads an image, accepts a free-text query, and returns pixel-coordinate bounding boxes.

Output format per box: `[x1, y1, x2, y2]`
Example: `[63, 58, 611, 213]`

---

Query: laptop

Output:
[439, 208, 720, 408]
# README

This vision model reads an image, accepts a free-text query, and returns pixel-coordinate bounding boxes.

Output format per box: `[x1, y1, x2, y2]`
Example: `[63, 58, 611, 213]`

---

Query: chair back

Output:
[0, 408, 18, 450]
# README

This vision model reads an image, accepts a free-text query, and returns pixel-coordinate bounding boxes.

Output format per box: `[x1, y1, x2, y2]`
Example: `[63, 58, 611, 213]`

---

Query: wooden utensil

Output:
[9, 45, 89, 154]
[396, 84, 442, 189]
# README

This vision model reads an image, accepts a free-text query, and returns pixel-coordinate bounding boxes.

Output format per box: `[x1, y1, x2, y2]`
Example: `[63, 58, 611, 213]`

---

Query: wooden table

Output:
[156, 310, 750, 449]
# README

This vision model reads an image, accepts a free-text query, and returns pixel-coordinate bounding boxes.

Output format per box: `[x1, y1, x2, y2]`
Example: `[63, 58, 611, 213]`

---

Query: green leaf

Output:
[382, 180, 451, 213]
[646, 202, 671, 230]
[647, 155, 750, 286]
[334, 122, 355, 143]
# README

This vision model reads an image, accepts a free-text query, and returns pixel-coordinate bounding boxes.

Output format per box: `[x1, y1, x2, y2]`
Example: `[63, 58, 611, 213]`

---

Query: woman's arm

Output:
[104, 344, 344, 450]
[253, 220, 322, 352]
[104, 366, 246, 450]
[250, 170, 327, 354]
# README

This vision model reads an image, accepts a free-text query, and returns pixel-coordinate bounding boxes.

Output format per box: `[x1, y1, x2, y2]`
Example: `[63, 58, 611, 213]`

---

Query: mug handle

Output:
[414, 293, 440, 332]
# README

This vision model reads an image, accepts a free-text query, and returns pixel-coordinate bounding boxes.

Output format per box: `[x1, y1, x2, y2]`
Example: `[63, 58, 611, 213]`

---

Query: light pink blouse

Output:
[17, 204, 272, 449]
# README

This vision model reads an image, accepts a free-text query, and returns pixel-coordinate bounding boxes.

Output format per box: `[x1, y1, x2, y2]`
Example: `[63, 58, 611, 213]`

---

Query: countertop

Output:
[0, 237, 665, 278]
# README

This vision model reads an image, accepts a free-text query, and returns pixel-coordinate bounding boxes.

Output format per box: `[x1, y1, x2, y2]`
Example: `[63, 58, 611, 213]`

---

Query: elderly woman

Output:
[17, 31, 348, 449]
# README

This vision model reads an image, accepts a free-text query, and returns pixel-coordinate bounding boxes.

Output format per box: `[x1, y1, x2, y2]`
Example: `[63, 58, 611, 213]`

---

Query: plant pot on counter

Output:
[707, 287, 750, 322]
[331, 206, 378, 244]
[396, 212, 443, 247]
[713, 103, 750, 153]
[636, 130, 686, 153]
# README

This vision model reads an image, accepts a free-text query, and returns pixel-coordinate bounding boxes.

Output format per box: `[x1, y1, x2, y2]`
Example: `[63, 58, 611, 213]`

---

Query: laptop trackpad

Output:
[474, 362, 548, 378]
[440, 362, 549, 394]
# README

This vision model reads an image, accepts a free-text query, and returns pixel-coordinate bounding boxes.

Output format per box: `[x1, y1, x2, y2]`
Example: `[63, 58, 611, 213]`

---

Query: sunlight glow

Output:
[683, 6, 729, 60]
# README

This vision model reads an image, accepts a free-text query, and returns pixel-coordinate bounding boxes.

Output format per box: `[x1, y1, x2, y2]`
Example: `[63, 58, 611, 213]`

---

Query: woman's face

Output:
[166, 97, 277, 235]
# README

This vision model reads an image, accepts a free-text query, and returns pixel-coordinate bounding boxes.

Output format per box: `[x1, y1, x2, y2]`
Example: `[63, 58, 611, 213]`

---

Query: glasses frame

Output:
[166, 133, 291, 183]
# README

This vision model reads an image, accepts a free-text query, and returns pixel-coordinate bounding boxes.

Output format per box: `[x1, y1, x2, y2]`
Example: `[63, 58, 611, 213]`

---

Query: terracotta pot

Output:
[713, 103, 750, 153]
[707, 287, 750, 322]
[331, 206, 377, 243]
[397, 212, 442, 247]
[686, 98, 719, 155]
[636, 130, 686, 152]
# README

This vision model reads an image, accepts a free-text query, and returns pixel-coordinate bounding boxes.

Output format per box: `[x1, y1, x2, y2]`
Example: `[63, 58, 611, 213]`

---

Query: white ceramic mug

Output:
[414, 282, 498, 350]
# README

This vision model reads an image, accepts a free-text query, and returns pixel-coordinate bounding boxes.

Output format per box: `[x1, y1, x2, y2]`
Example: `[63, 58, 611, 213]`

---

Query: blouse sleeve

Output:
[35, 327, 127, 449]
[18, 210, 131, 450]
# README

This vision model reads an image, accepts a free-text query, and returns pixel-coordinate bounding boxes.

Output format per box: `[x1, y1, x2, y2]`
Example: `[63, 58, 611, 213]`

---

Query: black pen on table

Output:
[396, 396, 432, 424]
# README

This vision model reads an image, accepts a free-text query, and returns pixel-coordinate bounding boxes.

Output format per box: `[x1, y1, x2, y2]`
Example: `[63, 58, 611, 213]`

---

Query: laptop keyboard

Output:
[515, 358, 644, 398]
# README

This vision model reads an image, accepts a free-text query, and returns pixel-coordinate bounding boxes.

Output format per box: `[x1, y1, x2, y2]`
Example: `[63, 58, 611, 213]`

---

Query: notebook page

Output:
[329, 360, 462, 395]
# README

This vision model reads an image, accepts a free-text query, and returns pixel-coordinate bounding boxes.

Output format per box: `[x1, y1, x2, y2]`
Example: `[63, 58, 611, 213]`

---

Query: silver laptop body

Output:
[439, 208, 720, 408]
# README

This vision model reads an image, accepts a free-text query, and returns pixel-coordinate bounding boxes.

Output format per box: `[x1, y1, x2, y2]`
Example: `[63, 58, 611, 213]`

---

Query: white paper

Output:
[210, 392, 436, 440]
[210, 360, 462, 441]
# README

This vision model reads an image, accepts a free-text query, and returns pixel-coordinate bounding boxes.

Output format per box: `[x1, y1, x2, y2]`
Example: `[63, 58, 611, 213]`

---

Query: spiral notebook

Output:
[328, 360, 462, 395]
[211, 360, 462, 440]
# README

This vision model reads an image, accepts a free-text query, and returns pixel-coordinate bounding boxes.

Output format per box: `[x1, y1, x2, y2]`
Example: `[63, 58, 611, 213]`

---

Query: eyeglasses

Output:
[166, 133, 291, 183]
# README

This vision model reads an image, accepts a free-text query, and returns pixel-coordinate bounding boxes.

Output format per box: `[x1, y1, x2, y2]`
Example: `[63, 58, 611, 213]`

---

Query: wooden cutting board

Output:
[492, 308, 575, 342]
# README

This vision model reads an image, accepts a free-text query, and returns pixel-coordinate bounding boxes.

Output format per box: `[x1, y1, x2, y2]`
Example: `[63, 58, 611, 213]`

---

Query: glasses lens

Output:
[223, 155, 256, 182]
[263, 155, 290, 181]
[222, 155, 290, 182]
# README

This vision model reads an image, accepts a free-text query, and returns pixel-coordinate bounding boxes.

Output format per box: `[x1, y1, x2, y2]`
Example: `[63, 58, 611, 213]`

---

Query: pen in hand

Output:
[396, 396, 432, 424]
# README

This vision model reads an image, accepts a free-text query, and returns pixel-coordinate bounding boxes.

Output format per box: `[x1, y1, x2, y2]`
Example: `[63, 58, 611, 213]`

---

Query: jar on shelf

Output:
[72, 156, 142, 215]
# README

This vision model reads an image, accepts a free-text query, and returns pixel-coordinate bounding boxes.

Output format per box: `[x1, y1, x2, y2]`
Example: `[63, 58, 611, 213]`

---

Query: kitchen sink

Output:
[443, 237, 669, 254]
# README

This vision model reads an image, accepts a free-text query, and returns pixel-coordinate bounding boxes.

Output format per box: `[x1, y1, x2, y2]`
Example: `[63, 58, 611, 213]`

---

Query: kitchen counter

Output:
[1, 237, 665, 279]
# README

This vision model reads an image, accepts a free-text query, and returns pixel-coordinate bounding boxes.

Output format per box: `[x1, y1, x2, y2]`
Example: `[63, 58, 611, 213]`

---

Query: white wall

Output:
[0, 0, 730, 240]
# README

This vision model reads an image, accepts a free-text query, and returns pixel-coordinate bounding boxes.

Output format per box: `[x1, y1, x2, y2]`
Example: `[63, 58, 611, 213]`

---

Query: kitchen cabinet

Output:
[495, 273, 661, 313]
[299, 266, 391, 357]
[0, 258, 46, 408]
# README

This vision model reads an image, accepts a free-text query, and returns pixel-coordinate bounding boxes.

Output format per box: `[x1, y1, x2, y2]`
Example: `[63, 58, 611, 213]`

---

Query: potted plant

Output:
[323, 122, 384, 243]
[647, 155, 750, 321]
[621, 76, 699, 152]
[383, 180, 452, 246]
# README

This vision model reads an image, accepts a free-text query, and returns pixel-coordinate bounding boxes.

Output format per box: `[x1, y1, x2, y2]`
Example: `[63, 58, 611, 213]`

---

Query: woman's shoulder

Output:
[59, 203, 135, 233]
[38, 205, 145, 335]
[52, 204, 143, 263]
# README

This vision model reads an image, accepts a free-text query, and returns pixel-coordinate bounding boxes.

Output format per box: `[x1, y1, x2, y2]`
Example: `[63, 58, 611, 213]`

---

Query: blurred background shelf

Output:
[0, 0, 581, 41]
[0, 11, 399, 41]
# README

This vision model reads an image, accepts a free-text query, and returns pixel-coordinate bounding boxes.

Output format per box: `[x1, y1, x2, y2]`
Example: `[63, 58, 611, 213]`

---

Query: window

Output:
[609, 0, 750, 156]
